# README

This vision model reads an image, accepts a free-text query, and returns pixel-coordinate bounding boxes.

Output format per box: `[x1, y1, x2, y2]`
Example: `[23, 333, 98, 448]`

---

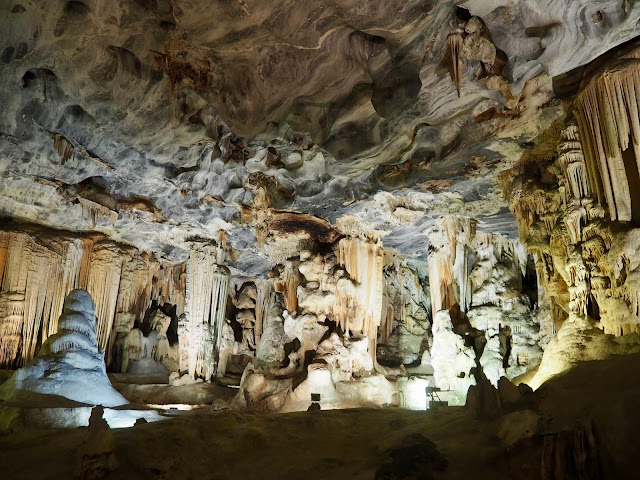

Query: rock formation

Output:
[0, 289, 128, 407]
[75, 406, 117, 480]
[0, 228, 185, 371]
[2, 0, 640, 417]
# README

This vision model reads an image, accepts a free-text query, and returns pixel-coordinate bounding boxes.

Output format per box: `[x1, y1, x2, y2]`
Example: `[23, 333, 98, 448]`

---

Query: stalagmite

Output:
[0, 289, 128, 407]
[76, 406, 117, 480]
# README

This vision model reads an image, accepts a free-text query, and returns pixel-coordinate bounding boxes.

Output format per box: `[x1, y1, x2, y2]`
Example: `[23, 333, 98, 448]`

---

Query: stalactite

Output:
[53, 134, 75, 164]
[216, 230, 227, 265]
[510, 185, 555, 243]
[282, 263, 300, 313]
[21, 241, 59, 362]
[0, 233, 52, 365]
[86, 242, 126, 351]
[564, 205, 587, 245]
[428, 216, 475, 313]
[184, 243, 230, 379]
[211, 266, 230, 364]
[0, 229, 187, 368]
[445, 33, 464, 97]
[575, 62, 640, 221]
[0, 291, 25, 367]
[254, 279, 273, 345]
[428, 249, 455, 313]
[45, 239, 84, 340]
[115, 252, 159, 324]
[334, 237, 384, 352]
[558, 123, 590, 201]
[78, 198, 118, 226]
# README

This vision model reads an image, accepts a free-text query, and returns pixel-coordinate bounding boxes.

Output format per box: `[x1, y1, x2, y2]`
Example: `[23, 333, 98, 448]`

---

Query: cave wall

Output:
[0, 226, 185, 369]
[0, 217, 548, 410]
[502, 44, 640, 387]
[508, 47, 640, 337]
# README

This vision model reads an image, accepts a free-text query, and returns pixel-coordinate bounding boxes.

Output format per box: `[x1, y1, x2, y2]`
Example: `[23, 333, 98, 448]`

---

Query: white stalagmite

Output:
[0, 289, 128, 407]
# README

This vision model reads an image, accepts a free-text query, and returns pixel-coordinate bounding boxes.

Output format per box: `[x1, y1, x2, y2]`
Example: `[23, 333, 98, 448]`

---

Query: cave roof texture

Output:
[1, 0, 640, 276]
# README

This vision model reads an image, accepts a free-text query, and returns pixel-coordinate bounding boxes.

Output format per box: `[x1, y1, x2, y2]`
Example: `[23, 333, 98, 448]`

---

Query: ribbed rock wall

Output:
[0, 227, 185, 368]
[503, 44, 640, 386]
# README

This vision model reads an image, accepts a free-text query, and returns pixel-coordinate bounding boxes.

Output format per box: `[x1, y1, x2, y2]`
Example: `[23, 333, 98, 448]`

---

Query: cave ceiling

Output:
[1, 0, 640, 275]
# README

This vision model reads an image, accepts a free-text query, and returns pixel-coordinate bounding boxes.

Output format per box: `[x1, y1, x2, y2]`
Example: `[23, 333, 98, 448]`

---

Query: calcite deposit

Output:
[5, 1, 640, 479]
[0, 289, 128, 407]
[2, 0, 640, 437]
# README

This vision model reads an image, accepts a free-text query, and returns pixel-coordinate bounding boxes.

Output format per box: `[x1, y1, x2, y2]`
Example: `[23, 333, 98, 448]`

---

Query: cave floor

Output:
[2, 353, 640, 479]
[0, 405, 537, 480]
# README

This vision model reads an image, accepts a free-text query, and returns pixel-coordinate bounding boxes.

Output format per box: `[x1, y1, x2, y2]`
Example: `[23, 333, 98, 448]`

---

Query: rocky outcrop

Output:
[75, 406, 117, 480]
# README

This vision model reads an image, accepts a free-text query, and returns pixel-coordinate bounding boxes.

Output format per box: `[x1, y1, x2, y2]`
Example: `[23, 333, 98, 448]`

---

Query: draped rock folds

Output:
[0, 228, 185, 369]
[575, 57, 640, 222]
[505, 44, 640, 369]
[183, 241, 230, 380]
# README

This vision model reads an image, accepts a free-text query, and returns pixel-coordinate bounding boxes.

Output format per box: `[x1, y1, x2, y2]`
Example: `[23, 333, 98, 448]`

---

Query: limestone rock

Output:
[75, 406, 117, 480]
[430, 311, 476, 400]
[497, 376, 522, 406]
[235, 284, 257, 309]
[497, 410, 540, 447]
[466, 369, 501, 419]
[0, 290, 128, 407]
[541, 423, 600, 480]
[255, 304, 288, 370]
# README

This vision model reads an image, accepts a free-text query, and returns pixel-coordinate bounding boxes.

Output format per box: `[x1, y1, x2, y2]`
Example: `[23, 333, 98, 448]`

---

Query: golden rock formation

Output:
[0, 229, 185, 368]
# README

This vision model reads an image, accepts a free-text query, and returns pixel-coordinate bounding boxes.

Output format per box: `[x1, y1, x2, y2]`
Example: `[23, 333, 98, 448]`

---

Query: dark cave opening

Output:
[622, 144, 640, 226]
[587, 292, 600, 322]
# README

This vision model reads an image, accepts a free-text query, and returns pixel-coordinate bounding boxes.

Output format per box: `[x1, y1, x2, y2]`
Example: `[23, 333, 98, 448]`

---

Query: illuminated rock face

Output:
[502, 43, 640, 386]
[4, 1, 640, 410]
[0, 289, 128, 407]
[0, 229, 185, 371]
